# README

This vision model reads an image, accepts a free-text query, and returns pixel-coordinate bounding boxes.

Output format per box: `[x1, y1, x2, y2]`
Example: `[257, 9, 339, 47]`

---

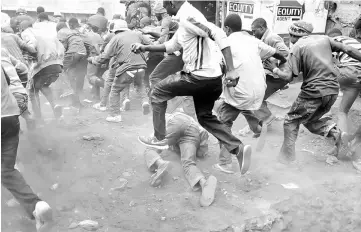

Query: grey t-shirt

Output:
[288, 35, 340, 98]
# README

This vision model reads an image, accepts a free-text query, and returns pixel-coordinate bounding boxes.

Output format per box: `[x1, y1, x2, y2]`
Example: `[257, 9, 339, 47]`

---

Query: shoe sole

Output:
[137, 136, 169, 150]
[256, 125, 268, 152]
[200, 175, 217, 207]
[212, 164, 234, 174]
[238, 145, 252, 175]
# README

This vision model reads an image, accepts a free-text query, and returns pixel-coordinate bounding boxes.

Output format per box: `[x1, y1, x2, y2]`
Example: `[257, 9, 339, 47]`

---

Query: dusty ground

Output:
[2, 82, 361, 232]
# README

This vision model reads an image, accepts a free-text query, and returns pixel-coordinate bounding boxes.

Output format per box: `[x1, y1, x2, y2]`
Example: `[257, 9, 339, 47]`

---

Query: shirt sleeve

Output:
[287, 45, 301, 76]
[181, 17, 229, 50]
[257, 39, 276, 61]
[8, 54, 28, 75]
[14, 34, 36, 53]
[158, 17, 171, 44]
[269, 34, 289, 58]
[93, 37, 118, 64]
[138, 32, 153, 45]
[164, 31, 182, 54]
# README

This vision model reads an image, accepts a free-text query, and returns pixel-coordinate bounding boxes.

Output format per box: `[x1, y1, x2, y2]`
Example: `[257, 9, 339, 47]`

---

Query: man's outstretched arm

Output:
[329, 37, 361, 61]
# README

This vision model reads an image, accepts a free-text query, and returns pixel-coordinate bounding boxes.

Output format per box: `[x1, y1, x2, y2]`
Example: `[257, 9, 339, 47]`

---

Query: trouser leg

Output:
[1, 116, 41, 219]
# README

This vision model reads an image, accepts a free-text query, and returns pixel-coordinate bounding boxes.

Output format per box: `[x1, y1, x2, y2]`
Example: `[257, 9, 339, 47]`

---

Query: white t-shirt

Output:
[222, 31, 276, 111]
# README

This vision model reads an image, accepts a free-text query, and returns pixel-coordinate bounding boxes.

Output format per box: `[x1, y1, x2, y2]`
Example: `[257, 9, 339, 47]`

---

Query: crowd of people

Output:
[1, 1, 361, 231]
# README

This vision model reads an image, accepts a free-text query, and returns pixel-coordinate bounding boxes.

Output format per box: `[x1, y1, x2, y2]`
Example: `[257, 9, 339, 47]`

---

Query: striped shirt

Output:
[333, 36, 361, 67]
[164, 1, 227, 79]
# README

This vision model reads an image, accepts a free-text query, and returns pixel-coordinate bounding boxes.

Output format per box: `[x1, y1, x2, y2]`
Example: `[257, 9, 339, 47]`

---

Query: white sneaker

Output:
[33, 201, 53, 232]
[92, 103, 106, 111]
[122, 99, 130, 111]
[106, 115, 122, 123]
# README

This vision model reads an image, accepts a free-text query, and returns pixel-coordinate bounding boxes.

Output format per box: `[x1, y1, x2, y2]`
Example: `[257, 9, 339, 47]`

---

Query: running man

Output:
[132, 0, 251, 174]
[268, 21, 361, 164]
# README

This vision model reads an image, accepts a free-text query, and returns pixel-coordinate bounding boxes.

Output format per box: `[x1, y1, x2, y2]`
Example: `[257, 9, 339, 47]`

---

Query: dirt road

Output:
[2, 83, 361, 232]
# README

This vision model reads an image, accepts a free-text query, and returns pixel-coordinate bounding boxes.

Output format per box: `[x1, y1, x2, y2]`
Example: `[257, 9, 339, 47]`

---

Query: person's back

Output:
[333, 36, 361, 68]
[111, 30, 147, 68]
[58, 27, 86, 55]
[30, 23, 64, 77]
[292, 35, 339, 98]
[223, 31, 267, 110]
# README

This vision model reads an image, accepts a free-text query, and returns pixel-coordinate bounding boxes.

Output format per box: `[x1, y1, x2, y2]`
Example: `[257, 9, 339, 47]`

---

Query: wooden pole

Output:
[216, 0, 220, 27]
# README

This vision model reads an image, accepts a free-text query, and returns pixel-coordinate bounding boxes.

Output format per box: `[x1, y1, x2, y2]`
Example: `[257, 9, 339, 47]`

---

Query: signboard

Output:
[227, 1, 257, 31]
[274, 6, 303, 34]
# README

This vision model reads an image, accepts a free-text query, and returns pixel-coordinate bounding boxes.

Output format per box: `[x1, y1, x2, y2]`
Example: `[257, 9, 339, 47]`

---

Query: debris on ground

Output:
[50, 183, 59, 191]
[77, 220, 99, 231]
[83, 134, 103, 141]
[238, 126, 251, 137]
[110, 178, 128, 192]
[210, 225, 244, 232]
[122, 172, 131, 177]
[326, 156, 339, 165]
[243, 211, 289, 232]
[281, 183, 299, 189]
[6, 198, 20, 207]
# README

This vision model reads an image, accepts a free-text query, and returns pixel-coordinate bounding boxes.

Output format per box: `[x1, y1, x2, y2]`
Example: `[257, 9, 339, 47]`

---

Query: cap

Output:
[289, 21, 314, 37]
[110, 19, 129, 33]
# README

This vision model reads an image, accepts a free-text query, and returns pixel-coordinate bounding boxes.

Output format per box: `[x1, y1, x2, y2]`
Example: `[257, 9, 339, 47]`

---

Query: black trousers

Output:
[151, 72, 242, 153]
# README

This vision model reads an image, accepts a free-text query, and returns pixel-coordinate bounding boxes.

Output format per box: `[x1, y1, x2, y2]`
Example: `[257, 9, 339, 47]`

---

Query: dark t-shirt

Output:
[288, 35, 340, 98]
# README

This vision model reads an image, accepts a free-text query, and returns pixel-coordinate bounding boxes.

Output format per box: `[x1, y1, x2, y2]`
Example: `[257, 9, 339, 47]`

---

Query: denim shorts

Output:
[338, 66, 361, 90]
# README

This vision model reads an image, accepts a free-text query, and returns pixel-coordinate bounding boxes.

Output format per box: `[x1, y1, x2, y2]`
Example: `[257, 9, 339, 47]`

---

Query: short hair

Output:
[224, 14, 242, 32]
[327, 28, 342, 37]
[56, 22, 67, 32]
[252, 18, 267, 29]
[140, 16, 151, 26]
[97, 7, 105, 16]
[37, 6, 45, 14]
[38, 12, 49, 21]
[68, 18, 79, 26]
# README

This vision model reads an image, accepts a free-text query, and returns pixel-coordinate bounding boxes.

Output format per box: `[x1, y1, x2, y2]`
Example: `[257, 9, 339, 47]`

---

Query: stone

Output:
[78, 220, 99, 231]
[326, 156, 339, 165]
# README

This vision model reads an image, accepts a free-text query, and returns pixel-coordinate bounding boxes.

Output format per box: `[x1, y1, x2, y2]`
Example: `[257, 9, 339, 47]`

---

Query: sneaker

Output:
[149, 160, 170, 187]
[235, 145, 252, 175]
[33, 201, 53, 232]
[106, 115, 122, 123]
[142, 102, 150, 115]
[92, 103, 106, 111]
[53, 105, 63, 118]
[212, 163, 234, 174]
[138, 136, 169, 150]
[122, 99, 130, 111]
[199, 175, 217, 207]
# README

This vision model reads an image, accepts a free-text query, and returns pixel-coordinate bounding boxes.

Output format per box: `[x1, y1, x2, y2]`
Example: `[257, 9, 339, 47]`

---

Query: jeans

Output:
[218, 100, 261, 134]
[86, 62, 106, 98]
[144, 54, 164, 94]
[144, 114, 206, 190]
[65, 53, 87, 107]
[109, 69, 145, 116]
[254, 74, 288, 121]
[29, 69, 60, 119]
[149, 53, 184, 87]
[1, 116, 41, 219]
[280, 94, 338, 158]
[100, 57, 117, 107]
[151, 72, 242, 153]
[337, 66, 361, 133]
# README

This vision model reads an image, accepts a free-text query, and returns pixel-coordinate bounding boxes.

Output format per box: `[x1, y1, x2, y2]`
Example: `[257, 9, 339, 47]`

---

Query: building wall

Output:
[326, 1, 361, 36]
